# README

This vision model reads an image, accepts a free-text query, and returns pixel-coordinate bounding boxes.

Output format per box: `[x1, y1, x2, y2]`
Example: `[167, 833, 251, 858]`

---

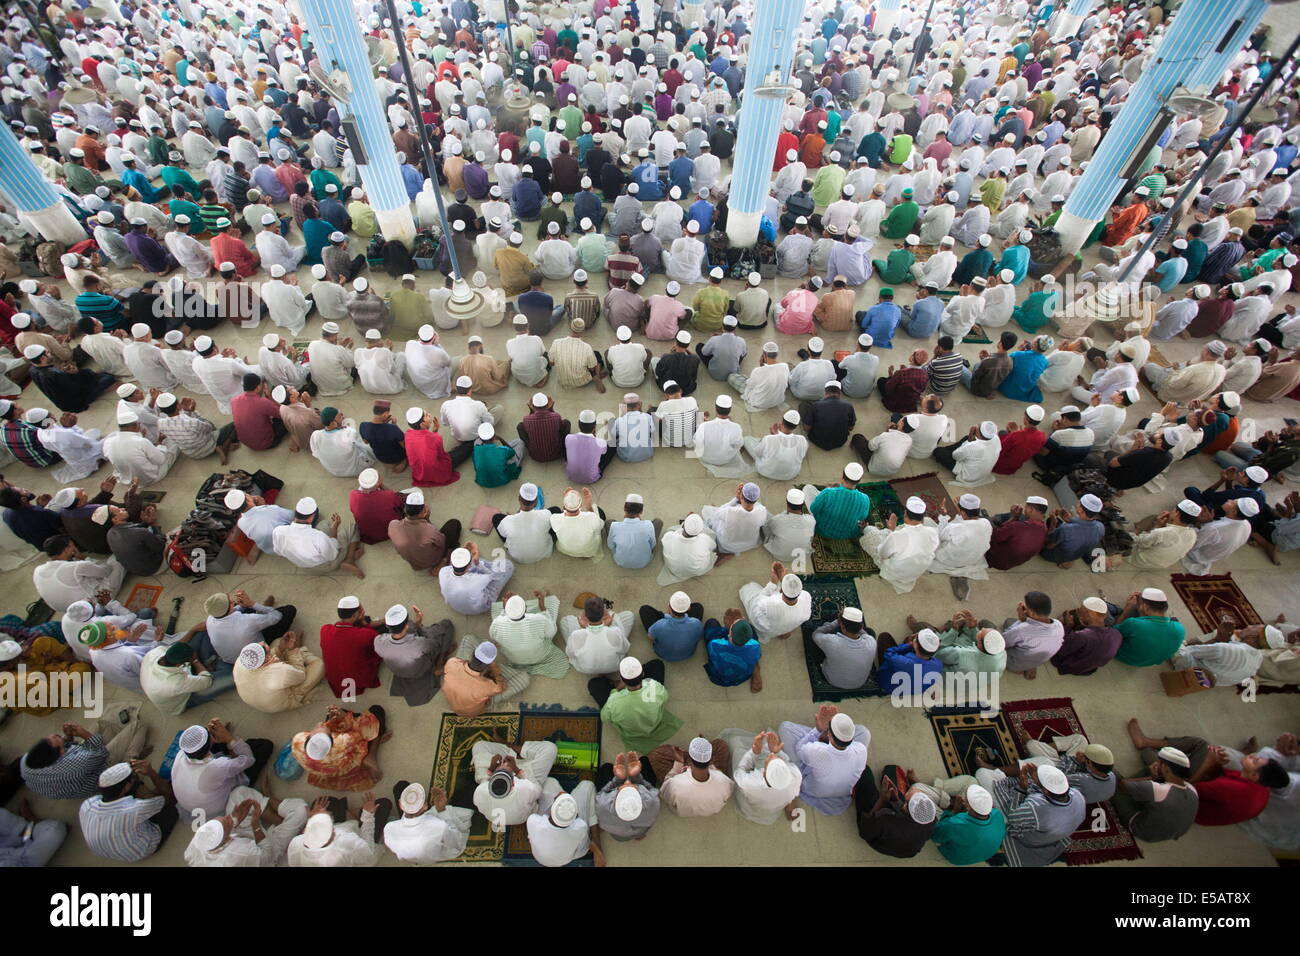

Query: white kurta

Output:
[744, 431, 808, 480]
[859, 522, 940, 593]
[405, 341, 453, 399]
[309, 424, 377, 477]
[38, 425, 104, 483]
[192, 354, 256, 414]
[1182, 517, 1252, 575]
[665, 236, 707, 284]
[305, 340, 356, 396]
[739, 580, 812, 643]
[657, 526, 718, 585]
[254, 231, 306, 274]
[261, 280, 311, 334]
[693, 418, 750, 477]
[740, 362, 790, 411]
[354, 346, 407, 394]
[164, 230, 214, 279]
[257, 347, 310, 390]
[951, 435, 1001, 486]
[101, 430, 179, 485]
[124, 341, 178, 389]
[702, 499, 769, 554]
[926, 515, 992, 579]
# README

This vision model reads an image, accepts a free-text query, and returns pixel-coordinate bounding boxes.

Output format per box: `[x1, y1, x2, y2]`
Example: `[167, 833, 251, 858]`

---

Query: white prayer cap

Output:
[98, 762, 134, 788]
[473, 642, 497, 665]
[393, 782, 428, 816]
[1237, 497, 1261, 517]
[1192, 284, 1211, 299]
[334, 595, 361, 614]
[780, 573, 803, 599]
[269, 263, 286, 278]
[223, 489, 247, 511]
[519, 483, 539, 502]
[981, 628, 1005, 655]
[978, 234, 991, 247]
[956, 493, 981, 511]
[976, 420, 997, 440]
[1157, 746, 1190, 769]
[578, 409, 597, 424]
[1026, 495, 1049, 507]
[908, 792, 937, 824]
[666, 281, 681, 295]
[1245, 465, 1268, 484]
[619, 655, 644, 681]
[295, 496, 318, 516]
[549, 793, 579, 827]
[688, 737, 713, 762]
[917, 628, 940, 653]
[192, 817, 227, 853]
[405, 490, 425, 507]
[905, 496, 927, 515]
[505, 595, 527, 621]
[669, 591, 692, 614]
[477, 422, 495, 441]
[456, 375, 474, 389]
[709, 266, 724, 280]
[352, 277, 371, 293]
[116, 407, 140, 426]
[321, 323, 340, 335]
[683, 513, 705, 536]
[22, 344, 44, 360]
[18, 279, 38, 294]
[616, 325, 632, 342]
[1037, 765, 1070, 795]
[1079, 493, 1103, 513]
[450, 548, 472, 569]
[965, 784, 994, 815]
[1219, 390, 1241, 410]
[844, 462, 864, 482]
[403, 405, 427, 426]
[48, 488, 78, 511]
[1025, 405, 1045, 422]
[808, 336, 825, 352]
[311, 264, 328, 280]
[614, 784, 643, 821]
[675, 330, 692, 345]
[1264, 626, 1287, 650]
[116, 382, 139, 399]
[749, 272, 762, 287]
[562, 489, 583, 511]
[383, 604, 409, 628]
[1177, 499, 1202, 518]
[238, 643, 266, 671]
[829, 713, 856, 743]
[194, 334, 214, 352]
[179, 724, 209, 754]
[301, 812, 334, 849]
[357, 468, 381, 490]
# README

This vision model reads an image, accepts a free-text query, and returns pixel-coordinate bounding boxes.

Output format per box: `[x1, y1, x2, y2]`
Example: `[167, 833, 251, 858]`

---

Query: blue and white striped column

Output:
[1056, 0, 1265, 253]
[1053, 0, 1099, 39]
[874, 0, 902, 39]
[725, 0, 805, 247]
[1185, 0, 1268, 92]
[300, 0, 416, 246]
[0, 124, 86, 245]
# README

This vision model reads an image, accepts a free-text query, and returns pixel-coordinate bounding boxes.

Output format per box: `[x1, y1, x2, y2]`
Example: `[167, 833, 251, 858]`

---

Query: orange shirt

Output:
[440, 658, 505, 716]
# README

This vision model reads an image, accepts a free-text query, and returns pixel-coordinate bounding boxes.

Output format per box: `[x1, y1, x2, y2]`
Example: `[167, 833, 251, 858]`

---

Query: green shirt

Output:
[160, 166, 203, 200]
[64, 163, 105, 195]
[878, 248, 915, 283]
[809, 485, 872, 539]
[691, 285, 730, 332]
[933, 808, 1007, 865]
[473, 442, 522, 488]
[600, 680, 683, 752]
[1115, 615, 1186, 667]
[310, 168, 342, 201]
[935, 625, 1007, 674]
[888, 134, 913, 165]
[880, 201, 918, 239]
[811, 164, 846, 208]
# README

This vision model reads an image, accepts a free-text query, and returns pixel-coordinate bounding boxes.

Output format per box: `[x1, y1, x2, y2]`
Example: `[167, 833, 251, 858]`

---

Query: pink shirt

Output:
[777, 289, 817, 335]
[646, 295, 687, 340]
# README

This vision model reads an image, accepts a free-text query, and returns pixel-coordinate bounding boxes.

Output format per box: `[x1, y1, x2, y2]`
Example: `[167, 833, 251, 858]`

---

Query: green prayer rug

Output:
[799, 574, 886, 701]
[430, 711, 520, 863]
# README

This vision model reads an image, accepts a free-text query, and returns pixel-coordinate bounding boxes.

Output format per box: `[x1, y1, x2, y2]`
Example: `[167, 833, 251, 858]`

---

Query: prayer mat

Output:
[861, 479, 903, 528]
[928, 706, 1019, 778]
[807, 481, 897, 574]
[962, 323, 993, 345]
[800, 574, 884, 701]
[999, 697, 1143, 866]
[125, 583, 162, 612]
[888, 471, 958, 521]
[1170, 573, 1264, 633]
[503, 705, 602, 866]
[430, 711, 520, 863]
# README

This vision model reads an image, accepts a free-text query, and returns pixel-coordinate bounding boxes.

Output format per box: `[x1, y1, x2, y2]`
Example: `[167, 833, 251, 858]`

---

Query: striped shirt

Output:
[926, 351, 969, 395]
[221, 173, 250, 210]
[606, 252, 642, 285]
[79, 794, 166, 861]
[0, 421, 61, 467]
[20, 734, 109, 799]
[565, 290, 602, 327]
[518, 409, 568, 462]
[158, 410, 219, 458]
[73, 290, 125, 327]
[200, 201, 234, 233]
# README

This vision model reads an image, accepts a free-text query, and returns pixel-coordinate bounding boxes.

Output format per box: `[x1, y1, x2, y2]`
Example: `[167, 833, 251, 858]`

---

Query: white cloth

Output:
[309, 424, 376, 477]
[354, 347, 406, 394]
[739, 580, 812, 643]
[405, 341, 453, 399]
[859, 522, 940, 593]
[562, 612, 635, 674]
[101, 430, 179, 485]
[1182, 517, 1252, 576]
[926, 515, 992, 579]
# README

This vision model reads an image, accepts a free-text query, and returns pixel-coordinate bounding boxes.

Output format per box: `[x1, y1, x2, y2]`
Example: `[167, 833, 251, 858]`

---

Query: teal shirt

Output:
[473, 442, 522, 487]
[302, 218, 334, 265]
[932, 809, 1007, 865]
[810, 485, 873, 540]
[309, 168, 342, 201]
[1115, 615, 1186, 667]
[160, 166, 203, 200]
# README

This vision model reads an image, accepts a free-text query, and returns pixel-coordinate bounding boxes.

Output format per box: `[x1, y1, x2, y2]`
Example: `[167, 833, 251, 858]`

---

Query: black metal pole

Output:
[382, 0, 461, 277]
[908, 0, 938, 78]
[1116, 28, 1300, 284]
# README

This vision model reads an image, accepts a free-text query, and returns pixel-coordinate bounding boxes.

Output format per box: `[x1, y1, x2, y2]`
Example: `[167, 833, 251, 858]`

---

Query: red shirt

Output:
[210, 233, 259, 277]
[985, 518, 1048, 571]
[406, 428, 459, 486]
[319, 621, 382, 697]
[773, 131, 799, 170]
[1194, 770, 1270, 826]
[994, 427, 1047, 475]
[348, 488, 405, 545]
[230, 392, 282, 450]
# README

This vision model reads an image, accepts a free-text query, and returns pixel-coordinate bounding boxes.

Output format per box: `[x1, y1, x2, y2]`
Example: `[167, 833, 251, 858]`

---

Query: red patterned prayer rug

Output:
[1170, 573, 1264, 634]
[888, 471, 958, 521]
[1000, 697, 1143, 866]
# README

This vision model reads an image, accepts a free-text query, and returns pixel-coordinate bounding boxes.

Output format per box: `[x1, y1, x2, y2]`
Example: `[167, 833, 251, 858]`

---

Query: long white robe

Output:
[305, 340, 356, 396]
[859, 522, 940, 593]
[701, 499, 769, 554]
[124, 340, 178, 389]
[1182, 517, 1251, 576]
[164, 230, 214, 279]
[192, 354, 257, 414]
[257, 347, 310, 390]
[692, 418, 751, 478]
[951, 434, 1001, 486]
[926, 515, 992, 579]
[37, 424, 104, 483]
[255, 231, 306, 275]
[404, 340, 453, 399]
[309, 424, 376, 477]
[101, 430, 180, 485]
[261, 279, 311, 335]
[665, 235, 707, 285]
[354, 346, 406, 394]
[656, 525, 718, 586]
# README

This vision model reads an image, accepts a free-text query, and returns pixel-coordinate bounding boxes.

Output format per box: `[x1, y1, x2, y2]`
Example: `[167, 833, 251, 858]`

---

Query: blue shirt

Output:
[607, 517, 656, 569]
[826, 239, 871, 286]
[933, 809, 1008, 865]
[705, 634, 761, 686]
[904, 296, 944, 337]
[997, 245, 1030, 284]
[632, 162, 664, 201]
[861, 301, 902, 348]
[998, 350, 1048, 402]
[649, 614, 704, 661]
[609, 411, 655, 462]
[512, 178, 543, 219]
[877, 646, 944, 695]
[1154, 257, 1187, 292]
[687, 199, 714, 234]
[1041, 518, 1105, 564]
[668, 155, 694, 193]
[400, 164, 423, 200]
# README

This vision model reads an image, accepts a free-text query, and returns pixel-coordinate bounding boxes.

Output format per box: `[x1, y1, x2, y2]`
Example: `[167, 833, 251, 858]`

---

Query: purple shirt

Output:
[123, 231, 174, 273]
[252, 164, 289, 202]
[462, 162, 490, 199]
[564, 432, 606, 484]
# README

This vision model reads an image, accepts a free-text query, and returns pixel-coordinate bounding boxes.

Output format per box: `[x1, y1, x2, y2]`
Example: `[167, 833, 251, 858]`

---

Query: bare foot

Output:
[217, 445, 229, 465]
[1126, 717, 1157, 750]
[749, 672, 763, 693]
[777, 630, 794, 640]
[784, 802, 799, 820]
[906, 614, 921, 633]
[1057, 561, 1073, 569]
[1022, 667, 1037, 679]
[342, 562, 366, 578]
[715, 552, 735, 565]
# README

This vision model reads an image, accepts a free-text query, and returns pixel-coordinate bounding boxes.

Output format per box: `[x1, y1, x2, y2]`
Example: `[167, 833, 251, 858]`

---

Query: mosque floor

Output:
[4, 183, 1299, 870]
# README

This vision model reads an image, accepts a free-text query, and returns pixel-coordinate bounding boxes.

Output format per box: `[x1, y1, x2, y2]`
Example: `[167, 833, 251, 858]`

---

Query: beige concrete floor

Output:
[3, 142, 1299, 869]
